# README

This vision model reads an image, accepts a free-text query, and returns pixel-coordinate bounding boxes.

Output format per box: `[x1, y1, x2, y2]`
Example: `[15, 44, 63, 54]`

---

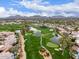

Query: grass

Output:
[24, 32, 43, 59]
[0, 23, 70, 59]
[24, 26, 70, 59]
[47, 42, 59, 48]
[0, 24, 23, 31]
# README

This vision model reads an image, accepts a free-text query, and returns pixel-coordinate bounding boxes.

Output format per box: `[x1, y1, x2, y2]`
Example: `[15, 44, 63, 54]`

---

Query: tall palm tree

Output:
[59, 32, 75, 58]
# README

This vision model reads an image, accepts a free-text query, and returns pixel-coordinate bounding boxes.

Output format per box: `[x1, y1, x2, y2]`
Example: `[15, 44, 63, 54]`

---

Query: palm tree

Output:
[59, 32, 75, 59]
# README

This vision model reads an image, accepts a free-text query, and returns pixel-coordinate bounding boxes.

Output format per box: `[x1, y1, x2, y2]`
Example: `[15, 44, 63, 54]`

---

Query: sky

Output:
[0, 0, 79, 18]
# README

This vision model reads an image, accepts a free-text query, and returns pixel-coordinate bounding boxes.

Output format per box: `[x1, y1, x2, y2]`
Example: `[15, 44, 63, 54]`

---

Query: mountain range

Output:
[0, 15, 79, 21]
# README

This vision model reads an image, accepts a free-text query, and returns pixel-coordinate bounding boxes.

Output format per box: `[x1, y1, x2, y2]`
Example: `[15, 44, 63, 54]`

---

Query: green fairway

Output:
[24, 26, 70, 59]
[24, 32, 43, 59]
[0, 24, 23, 31]
[47, 42, 59, 48]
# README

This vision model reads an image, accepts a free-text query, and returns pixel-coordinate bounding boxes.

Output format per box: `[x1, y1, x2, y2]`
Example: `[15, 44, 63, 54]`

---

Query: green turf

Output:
[24, 32, 43, 59]
[0, 24, 23, 31]
[47, 42, 59, 48]
[25, 26, 70, 59]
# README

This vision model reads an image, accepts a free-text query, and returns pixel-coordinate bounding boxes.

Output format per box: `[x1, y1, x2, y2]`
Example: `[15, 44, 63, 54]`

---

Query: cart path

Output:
[19, 32, 26, 59]
[39, 35, 53, 59]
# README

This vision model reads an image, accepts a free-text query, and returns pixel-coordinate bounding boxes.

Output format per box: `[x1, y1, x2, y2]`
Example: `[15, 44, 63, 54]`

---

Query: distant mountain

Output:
[6, 15, 27, 20]
[0, 15, 79, 21]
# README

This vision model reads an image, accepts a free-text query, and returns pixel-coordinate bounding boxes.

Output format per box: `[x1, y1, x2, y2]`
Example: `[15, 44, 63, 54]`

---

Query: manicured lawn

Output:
[47, 42, 59, 48]
[25, 26, 70, 59]
[24, 32, 43, 59]
[0, 24, 23, 31]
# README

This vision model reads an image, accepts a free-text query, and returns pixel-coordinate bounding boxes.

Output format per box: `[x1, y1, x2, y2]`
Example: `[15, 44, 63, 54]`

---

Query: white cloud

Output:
[0, 7, 10, 17]
[19, 0, 79, 17]
[8, 8, 40, 16]
[0, 7, 38, 18]
[0, 0, 79, 17]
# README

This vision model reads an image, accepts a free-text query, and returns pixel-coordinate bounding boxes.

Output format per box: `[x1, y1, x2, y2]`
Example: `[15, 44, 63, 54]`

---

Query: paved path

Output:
[19, 32, 26, 59]
[39, 35, 53, 59]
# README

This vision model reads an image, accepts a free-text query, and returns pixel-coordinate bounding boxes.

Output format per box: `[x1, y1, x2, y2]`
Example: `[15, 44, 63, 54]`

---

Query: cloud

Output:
[0, 7, 38, 18]
[19, 0, 79, 17]
[8, 8, 41, 16]
[0, 7, 10, 17]
[0, 0, 79, 17]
